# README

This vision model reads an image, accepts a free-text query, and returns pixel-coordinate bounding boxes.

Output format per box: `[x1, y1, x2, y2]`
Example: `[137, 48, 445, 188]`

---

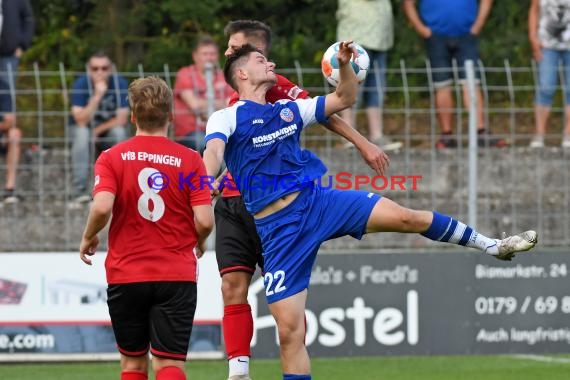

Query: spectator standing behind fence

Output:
[0, 79, 21, 203]
[336, 0, 402, 151]
[529, 0, 570, 148]
[70, 51, 129, 203]
[173, 36, 233, 152]
[0, 0, 34, 88]
[402, 0, 506, 148]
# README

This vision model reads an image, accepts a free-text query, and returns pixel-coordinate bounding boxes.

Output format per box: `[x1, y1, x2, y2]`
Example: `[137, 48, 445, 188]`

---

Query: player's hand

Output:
[210, 177, 222, 199]
[210, 173, 227, 199]
[357, 140, 390, 176]
[195, 241, 207, 259]
[79, 235, 99, 265]
[336, 40, 355, 66]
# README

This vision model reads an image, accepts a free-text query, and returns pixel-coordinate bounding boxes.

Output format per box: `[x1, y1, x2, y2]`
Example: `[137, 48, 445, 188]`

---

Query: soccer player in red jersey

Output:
[79, 76, 214, 380]
[215, 20, 388, 380]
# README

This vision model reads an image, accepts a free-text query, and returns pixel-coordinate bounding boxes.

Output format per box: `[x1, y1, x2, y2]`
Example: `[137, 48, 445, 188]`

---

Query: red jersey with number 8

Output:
[93, 135, 211, 284]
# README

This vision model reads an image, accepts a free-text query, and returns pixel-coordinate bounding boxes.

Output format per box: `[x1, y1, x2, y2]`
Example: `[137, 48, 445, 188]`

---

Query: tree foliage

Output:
[27, 0, 531, 72]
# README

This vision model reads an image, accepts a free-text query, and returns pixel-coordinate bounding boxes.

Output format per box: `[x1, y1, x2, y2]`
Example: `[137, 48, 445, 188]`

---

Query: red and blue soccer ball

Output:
[321, 41, 370, 87]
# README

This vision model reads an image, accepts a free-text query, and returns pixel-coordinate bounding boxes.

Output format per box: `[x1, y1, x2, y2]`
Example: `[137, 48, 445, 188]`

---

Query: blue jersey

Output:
[419, 0, 478, 37]
[205, 96, 329, 214]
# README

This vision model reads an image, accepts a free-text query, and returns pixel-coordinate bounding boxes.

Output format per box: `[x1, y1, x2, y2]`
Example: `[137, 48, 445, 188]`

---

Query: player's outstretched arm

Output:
[324, 41, 358, 117]
[79, 191, 115, 265]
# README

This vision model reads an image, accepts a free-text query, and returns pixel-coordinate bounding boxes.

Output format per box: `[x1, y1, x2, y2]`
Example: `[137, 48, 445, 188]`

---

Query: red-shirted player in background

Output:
[215, 20, 388, 380]
[79, 76, 214, 380]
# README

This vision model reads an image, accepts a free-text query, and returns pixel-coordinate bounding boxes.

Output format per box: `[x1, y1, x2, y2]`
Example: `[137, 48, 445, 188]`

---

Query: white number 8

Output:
[137, 167, 165, 222]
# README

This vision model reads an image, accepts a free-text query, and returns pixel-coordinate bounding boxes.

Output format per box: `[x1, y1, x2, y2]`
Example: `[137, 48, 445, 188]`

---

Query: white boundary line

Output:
[511, 354, 570, 364]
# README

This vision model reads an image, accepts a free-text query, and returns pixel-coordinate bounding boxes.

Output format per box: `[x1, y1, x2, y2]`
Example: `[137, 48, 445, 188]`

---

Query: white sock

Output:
[466, 232, 499, 254]
[228, 356, 249, 377]
[422, 213, 498, 254]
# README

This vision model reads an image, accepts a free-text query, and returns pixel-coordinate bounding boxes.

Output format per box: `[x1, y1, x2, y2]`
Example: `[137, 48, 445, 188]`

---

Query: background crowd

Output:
[2, 0, 570, 205]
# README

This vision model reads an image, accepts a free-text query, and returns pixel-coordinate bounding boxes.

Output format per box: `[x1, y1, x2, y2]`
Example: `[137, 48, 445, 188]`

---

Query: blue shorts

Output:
[254, 184, 381, 304]
[535, 48, 570, 106]
[424, 33, 481, 88]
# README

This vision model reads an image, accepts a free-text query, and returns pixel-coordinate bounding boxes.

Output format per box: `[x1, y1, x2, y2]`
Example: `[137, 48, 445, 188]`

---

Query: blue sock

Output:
[421, 211, 497, 252]
[283, 374, 311, 380]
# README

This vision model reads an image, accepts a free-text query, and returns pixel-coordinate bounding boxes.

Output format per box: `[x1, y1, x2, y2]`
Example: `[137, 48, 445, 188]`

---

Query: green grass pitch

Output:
[0, 354, 569, 379]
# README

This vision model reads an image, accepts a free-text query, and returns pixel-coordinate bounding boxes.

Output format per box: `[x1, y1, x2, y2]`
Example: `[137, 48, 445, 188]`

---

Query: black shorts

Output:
[214, 196, 263, 275]
[107, 281, 196, 361]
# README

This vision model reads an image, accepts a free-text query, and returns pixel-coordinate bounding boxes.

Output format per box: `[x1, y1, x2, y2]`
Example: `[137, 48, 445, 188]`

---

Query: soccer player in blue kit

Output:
[202, 42, 538, 379]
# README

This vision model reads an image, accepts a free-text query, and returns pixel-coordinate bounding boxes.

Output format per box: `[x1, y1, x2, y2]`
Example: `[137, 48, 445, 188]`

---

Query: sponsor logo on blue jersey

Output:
[251, 124, 298, 148]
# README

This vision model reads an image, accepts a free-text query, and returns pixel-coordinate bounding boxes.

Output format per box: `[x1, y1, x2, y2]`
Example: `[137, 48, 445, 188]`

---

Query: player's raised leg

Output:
[267, 290, 311, 380]
[366, 197, 538, 260]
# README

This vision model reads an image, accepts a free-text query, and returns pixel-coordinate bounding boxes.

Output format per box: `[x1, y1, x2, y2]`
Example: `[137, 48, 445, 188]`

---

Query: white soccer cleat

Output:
[228, 376, 252, 380]
[492, 230, 538, 261]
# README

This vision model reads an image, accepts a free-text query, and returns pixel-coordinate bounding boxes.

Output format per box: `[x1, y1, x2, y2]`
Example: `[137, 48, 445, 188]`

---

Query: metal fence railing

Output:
[0, 61, 569, 251]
